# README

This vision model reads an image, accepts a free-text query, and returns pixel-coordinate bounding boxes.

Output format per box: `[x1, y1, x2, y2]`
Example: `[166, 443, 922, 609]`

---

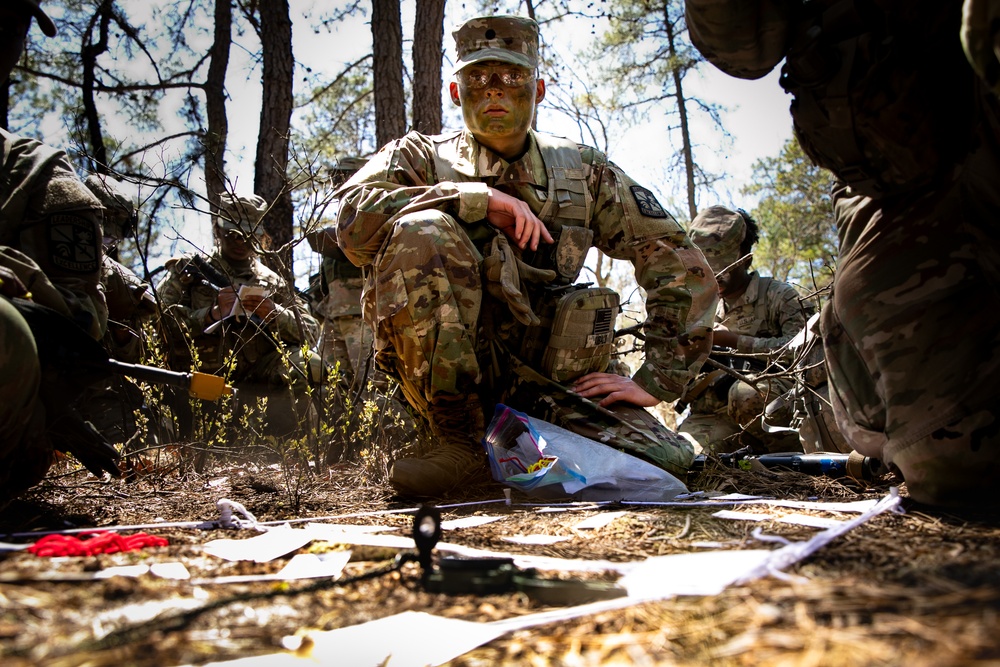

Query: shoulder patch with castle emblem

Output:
[629, 185, 668, 218]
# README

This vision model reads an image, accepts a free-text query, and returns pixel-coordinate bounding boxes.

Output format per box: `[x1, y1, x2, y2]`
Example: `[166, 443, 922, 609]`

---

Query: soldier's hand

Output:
[213, 286, 238, 321]
[572, 372, 660, 408]
[0, 266, 28, 298]
[240, 294, 277, 320]
[486, 188, 554, 251]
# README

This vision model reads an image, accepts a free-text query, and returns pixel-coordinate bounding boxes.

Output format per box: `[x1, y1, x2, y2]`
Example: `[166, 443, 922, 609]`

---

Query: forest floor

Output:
[1, 448, 999, 667]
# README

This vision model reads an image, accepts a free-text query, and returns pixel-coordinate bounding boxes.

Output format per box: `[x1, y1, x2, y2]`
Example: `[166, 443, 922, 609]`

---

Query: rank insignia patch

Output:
[49, 215, 99, 273]
[629, 185, 668, 218]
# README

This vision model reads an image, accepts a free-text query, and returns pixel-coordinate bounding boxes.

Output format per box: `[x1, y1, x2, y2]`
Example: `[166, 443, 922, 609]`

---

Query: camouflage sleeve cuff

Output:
[632, 362, 682, 404]
[457, 182, 490, 222]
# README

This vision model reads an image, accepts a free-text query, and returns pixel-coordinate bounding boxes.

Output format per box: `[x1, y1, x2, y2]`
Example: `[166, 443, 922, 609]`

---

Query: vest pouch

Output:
[554, 226, 594, 283]
[541, 286, 620, 384]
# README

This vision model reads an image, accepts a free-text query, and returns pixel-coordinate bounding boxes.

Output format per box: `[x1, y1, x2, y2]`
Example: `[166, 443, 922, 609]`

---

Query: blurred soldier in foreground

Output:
[1, 0, 119, 506]
[335, 15, 718, 497]
[685, 0, 1000, 506]
[678, 206, 810, 454]
[156, 192, 320, 437]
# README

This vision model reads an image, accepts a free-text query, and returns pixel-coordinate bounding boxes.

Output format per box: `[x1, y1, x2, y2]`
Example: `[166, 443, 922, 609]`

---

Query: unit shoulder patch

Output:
[49, 214, 100, 273]
[629, 185, 668, 218]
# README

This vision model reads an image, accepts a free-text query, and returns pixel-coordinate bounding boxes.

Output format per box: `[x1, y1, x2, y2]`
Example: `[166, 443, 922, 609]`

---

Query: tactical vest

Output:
[781, 0, 975, 198]
[433, 132, 618, 382]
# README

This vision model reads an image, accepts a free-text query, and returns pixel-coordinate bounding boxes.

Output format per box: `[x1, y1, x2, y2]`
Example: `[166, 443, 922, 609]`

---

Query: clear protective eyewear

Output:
[459, 65, 533, 89]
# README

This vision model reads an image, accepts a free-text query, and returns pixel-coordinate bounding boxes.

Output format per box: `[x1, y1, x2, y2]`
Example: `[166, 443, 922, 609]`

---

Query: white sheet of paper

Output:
[275, 551, 351, 579]
[573, 511, 627, 531]
[151, 562, 192, 580]
[619, 550, 776, 597]
[301, 611, 508, 667]
[204, 524, 314, 563]
[714, 509, 846, 529]
[95, 564, 150, 579]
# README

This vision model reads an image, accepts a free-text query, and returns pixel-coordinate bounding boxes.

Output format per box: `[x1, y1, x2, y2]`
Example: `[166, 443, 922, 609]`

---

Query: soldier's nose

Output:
[486, 72, 505, 90]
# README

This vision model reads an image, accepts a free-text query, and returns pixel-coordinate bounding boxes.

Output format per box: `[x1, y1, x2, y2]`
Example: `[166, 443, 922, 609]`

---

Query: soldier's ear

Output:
[535, 79, 545, 104]
[449, 81, 461, 106]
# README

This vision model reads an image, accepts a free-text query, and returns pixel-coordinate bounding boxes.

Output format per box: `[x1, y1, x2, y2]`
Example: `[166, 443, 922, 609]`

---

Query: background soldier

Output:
[156, 192, 320, 438]
[1, 0, 119, 506]
[78, 175, 158, 447]
[305, 157, 372, 383]
[336, 15, 718, 497]
[679, 206, 810, 454]
[685, 0, 1000, 507]
[84, 174, 157, 364]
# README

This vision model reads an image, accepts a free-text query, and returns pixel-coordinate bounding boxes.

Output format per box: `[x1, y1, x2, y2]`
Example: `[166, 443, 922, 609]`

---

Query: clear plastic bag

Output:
[483, 404, 689, 501]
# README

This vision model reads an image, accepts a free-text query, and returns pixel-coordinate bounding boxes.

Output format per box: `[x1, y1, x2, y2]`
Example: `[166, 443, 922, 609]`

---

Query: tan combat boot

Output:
[389, 439, 487, 497]
[389, 394, 488, 497]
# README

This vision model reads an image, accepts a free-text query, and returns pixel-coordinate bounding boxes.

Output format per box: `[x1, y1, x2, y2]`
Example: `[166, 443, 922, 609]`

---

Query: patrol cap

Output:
[688, 205, 747, 274]
[452, 15, 539, 74]
[84, 175, 136, 240]
[15, 0, 57, 37]
[217, 192, 268, 237]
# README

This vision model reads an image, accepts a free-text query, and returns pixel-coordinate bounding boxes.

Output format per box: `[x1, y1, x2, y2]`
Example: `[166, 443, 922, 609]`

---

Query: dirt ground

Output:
[1, 453, 999, 667]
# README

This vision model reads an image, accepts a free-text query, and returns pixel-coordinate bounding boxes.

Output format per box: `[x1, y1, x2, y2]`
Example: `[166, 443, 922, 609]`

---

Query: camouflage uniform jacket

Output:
[156, 251, 319, 369]
[718, 271, 809, 355]
[102, 255, 157, 363]
[0, 129, 106, 338]
[336, 128, 718, 402]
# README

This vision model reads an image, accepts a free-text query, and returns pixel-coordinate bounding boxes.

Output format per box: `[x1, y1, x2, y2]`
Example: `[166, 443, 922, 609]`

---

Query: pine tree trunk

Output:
[412, 0, 445, 134]
[255, 0, 295, 279]
[205, 0, 232, 216]
[372, 0, 406, 146]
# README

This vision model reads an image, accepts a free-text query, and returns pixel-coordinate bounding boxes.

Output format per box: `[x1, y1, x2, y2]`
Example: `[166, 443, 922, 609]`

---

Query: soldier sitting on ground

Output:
[305, 158, 373, 384]
[335, 14, 718, 497]
[677, 206, 811, 455]
[77, 175, 158, 447]
[156, 192, 320, 438]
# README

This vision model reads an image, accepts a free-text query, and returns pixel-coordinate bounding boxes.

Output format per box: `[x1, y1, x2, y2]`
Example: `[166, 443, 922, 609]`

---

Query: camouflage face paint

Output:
[457, 61, 539, 158]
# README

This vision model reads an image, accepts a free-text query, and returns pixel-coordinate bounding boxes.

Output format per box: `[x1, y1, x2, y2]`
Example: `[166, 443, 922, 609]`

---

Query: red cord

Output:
[27, 531, 169, 557]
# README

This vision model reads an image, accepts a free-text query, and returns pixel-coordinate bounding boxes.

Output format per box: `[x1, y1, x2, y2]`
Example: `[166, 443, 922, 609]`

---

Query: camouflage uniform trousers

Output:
[0, 297, 50, 505]
[821, 112, 1000, 507]
[366, 210, 693, 475]
[678, 376, 799, 455]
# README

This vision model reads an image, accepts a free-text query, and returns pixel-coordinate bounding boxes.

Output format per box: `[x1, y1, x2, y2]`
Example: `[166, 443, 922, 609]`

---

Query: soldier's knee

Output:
[727, 380, 764, 425]
[0, 299, 41, 404]
[389, 210, 462, 243]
